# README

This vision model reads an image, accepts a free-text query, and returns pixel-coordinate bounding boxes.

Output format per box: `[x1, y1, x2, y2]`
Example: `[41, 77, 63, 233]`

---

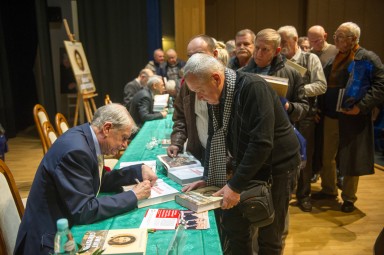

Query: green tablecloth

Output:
[71, 115, 222, 254]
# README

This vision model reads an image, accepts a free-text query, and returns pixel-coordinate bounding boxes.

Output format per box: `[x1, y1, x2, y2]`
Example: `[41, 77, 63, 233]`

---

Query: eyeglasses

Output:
[333, 34, 353, 40]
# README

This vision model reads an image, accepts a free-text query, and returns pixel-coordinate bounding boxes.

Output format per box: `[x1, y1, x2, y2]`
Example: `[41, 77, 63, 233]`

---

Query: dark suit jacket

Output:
[123, 78, 142, 109]
[14, 123, 143, 254]
[129, 88, 163, 127]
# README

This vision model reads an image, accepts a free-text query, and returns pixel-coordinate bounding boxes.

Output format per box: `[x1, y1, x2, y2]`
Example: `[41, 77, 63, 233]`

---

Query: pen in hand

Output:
[134, 178, 141, 184]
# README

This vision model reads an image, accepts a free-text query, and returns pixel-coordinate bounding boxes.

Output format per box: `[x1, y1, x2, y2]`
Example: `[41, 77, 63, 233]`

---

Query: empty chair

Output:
[33, 104, 50, 154]
[55, 112, 70, 136]
[0, 159, 25, 255]
[42, 121, 58, 149]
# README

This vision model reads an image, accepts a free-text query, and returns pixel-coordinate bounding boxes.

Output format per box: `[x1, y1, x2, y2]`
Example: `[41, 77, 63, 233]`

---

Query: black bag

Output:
[238, 180, 274, 227]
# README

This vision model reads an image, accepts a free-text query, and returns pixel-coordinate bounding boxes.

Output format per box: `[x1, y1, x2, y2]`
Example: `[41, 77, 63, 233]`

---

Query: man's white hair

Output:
[91, 103, 137, 133]
[183, 53, 225, 82]
[147, 75, 163, 89]
[339, 22, 360, 43]
[277, 25, 298, 38]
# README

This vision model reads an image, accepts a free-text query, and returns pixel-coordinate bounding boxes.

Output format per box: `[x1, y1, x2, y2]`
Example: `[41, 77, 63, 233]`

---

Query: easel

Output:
[63, 19, 98, 126]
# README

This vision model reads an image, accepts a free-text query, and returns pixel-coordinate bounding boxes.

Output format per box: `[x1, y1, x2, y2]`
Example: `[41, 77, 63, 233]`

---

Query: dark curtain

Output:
[77, 0, 150, 107]
[147, 0, 162, 59]
[0, 1, 55, 137]
[0, 2, 39, 137]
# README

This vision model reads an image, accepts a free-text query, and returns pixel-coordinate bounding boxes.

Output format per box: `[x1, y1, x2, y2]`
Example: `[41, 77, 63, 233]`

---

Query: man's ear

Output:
[102, 122, 113, 136]
[212, 73, 222, 88]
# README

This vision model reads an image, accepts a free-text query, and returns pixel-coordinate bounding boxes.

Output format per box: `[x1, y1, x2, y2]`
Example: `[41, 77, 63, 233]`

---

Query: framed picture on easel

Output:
[64, 40, 96, 94]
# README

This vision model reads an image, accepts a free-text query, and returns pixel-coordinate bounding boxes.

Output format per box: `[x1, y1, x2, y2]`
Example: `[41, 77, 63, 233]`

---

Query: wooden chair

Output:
[33, 104, 50, 154]
[0, 159, 25, 255]
[105, 94, 112, 105]
[42, 121, 58, 149]
[55, 112, 70, 136]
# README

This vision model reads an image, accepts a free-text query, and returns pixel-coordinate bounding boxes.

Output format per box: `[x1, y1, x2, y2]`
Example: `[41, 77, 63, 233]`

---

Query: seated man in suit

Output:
[129, 75, 168, 127]
[122, 68, 154, 110]
[15, 103, 158, 255]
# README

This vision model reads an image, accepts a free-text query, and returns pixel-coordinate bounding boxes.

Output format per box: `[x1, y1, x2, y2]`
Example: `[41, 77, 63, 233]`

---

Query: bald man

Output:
[307, 25, 338, 67]
[160, 48, 186, 81]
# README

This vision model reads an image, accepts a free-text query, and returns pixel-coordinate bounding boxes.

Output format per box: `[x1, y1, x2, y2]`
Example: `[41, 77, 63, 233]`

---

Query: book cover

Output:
[285, 59, 307, 77]
[180, 210, 210, 230]
[140, 208, 181, 230]
[122, 179, 179, 208]
[167, 166, 204, 185]
[175, 186, 223, 213]
[79, 228, 147, 255]
[157, 153, 201, 172]
[258, 74, 289, 97]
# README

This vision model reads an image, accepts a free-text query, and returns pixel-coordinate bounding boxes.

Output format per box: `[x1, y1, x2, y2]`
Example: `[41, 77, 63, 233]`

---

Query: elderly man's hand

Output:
[132, 180, 151, 200]
[181, 180, 206, 192]
[142, 164, 158, 186]
[213, 184, 240, 210]
[167, 145, 180, 158]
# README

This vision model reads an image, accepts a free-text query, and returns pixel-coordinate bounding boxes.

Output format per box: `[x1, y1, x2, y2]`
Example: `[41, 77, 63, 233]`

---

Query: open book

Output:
[285, 59, 307, 77]
[258, 74, 289, 97]
[122, 179, 179, 208]
[175, 186, 222, 213]
[153, 94, 169, 112]
[78, 228, 147, 255]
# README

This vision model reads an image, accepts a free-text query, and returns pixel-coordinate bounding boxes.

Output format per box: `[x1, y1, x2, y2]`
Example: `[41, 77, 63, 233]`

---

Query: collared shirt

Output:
[291, 47, 327, 97]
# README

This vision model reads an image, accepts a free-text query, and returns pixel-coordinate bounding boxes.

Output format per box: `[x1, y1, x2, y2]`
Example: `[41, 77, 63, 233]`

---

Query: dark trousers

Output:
[221, 170, 291, 255]
[296, 118, 315, 201]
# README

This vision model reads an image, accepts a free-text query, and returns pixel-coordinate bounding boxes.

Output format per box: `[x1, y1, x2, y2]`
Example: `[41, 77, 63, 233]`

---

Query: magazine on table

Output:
[139, 208, 210, 230]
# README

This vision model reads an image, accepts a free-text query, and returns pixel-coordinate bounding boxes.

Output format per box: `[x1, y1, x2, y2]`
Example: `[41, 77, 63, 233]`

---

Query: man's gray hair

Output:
[339, 22, 361, 43]
[277, 25, 298, 38]
[256, 28, 281, 50]
[147, 75, 163, 89]
[91, 103, 138, 133]
[184, 53, 225, 82]
[236, 29, 256, 44]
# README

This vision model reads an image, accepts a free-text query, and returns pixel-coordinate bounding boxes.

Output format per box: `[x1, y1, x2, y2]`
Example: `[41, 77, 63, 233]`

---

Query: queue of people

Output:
[16, 21, 384, 254]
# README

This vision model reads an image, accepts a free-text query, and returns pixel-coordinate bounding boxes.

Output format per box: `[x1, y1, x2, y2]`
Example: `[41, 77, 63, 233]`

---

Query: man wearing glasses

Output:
[314, 22, 384, 213]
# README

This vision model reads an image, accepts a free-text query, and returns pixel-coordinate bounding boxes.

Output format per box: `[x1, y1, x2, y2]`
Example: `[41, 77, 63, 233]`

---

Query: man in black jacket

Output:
[182, 53, 300, 255]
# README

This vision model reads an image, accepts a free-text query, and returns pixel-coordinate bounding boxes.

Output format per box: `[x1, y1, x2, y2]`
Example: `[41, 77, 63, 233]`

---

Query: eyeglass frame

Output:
[333, 34, 354, 41]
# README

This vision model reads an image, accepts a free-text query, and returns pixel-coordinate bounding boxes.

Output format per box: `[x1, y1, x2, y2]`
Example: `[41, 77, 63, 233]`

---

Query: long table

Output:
[71, 115, 222, 254]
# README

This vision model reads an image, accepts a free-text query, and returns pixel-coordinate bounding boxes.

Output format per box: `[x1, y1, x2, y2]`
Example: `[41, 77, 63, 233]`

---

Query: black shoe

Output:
[341, 201, 355, 213]
[311, 173, 320, 183]
[298, 200, 312, 212]
[311, 191, 337, 200]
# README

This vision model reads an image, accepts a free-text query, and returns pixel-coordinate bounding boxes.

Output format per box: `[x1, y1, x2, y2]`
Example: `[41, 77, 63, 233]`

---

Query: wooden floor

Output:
[4, 127, 384, 254]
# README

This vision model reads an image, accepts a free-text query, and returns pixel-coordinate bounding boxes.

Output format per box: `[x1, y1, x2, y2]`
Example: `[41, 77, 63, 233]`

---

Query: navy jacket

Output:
[15, 123, 142, 254]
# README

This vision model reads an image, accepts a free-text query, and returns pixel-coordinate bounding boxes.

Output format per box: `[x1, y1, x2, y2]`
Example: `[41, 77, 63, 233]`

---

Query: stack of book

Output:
[157, 154, 204, 185]
[153, 94, 169, 112]
[175, 186, 223, 213]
